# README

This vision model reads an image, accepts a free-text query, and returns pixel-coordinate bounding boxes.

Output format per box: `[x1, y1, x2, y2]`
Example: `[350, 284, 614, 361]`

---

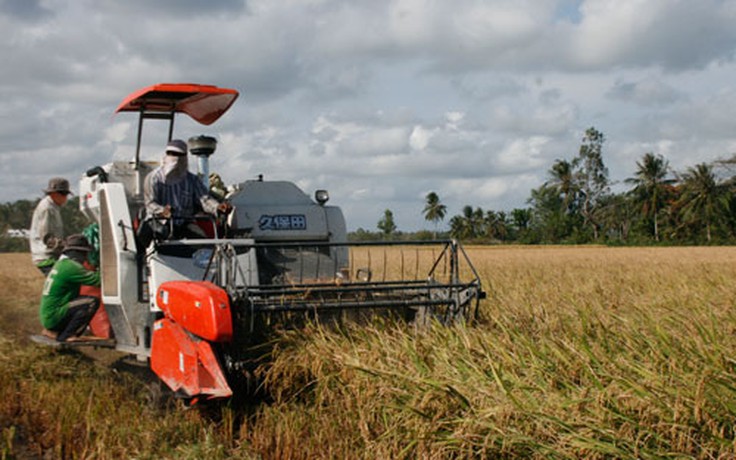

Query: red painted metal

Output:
[115, 83, 239, 125]
[150, 318, 232, 399]
[80, 285, 113, 338]
[156, 281, 233, 342]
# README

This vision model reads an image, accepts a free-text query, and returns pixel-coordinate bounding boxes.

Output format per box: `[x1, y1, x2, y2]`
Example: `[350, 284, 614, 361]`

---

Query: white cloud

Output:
[606, 77, 684, 107]
[445, 111, 464, 130]
[570, 0, 736, 70]
[496, 137, 551, 173]
[409, 125, 430, 150]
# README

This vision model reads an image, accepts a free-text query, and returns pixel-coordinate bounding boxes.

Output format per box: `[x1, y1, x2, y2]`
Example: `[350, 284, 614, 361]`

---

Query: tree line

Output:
[367, 127, 736, 245]
[3, 128, 735, 250]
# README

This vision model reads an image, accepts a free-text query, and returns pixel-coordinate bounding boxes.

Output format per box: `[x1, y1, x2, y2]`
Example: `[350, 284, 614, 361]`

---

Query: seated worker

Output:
[138, 139, 231, 248]
[39, 234, 101, 342]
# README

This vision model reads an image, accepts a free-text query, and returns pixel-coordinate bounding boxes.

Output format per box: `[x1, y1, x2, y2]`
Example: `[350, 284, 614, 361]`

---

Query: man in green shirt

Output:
[40, 234, 101, 342]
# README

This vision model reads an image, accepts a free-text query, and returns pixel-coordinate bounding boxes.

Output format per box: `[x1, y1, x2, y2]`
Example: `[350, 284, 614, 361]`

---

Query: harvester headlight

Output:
[315, 189, 329, 205]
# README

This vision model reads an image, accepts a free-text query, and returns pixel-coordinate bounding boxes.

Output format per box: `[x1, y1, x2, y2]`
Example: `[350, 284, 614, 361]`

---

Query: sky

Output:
[1, 0, 736, 231]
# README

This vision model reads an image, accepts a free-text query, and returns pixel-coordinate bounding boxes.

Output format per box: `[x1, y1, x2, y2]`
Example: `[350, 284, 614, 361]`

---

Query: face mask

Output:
[162, 154, 188, 184]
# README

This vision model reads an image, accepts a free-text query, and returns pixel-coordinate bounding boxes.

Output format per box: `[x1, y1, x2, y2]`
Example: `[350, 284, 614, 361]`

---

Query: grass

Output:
[1, 247, 736, 458]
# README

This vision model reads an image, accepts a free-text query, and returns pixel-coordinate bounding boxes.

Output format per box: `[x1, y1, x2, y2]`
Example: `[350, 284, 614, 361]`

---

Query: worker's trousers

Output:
[53, 296, 100, 342]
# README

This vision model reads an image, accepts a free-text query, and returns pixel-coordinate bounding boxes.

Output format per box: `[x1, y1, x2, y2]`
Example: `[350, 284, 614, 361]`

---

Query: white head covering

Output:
[160, 139, 189, 184]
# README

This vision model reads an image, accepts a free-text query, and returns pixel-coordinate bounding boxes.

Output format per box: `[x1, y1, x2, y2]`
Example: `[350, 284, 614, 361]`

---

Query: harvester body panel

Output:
[230, 180, 333, 241]
[94, 182, 145, 356]
[156, 281, 232, 343]
[150, 318, 233, 399]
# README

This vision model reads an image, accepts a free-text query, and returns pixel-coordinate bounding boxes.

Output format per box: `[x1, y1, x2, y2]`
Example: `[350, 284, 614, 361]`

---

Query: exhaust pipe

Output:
[188, 135, 217, 189]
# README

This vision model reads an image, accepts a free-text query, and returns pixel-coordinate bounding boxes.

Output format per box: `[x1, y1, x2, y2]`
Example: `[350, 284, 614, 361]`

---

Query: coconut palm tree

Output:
[422, 192, 446, 238]
[597, 193, 636, 242]
[449, 215, 470, 240]
[626, 152, 673, 241]
[449, 205, 481, 240]
[547, 159, 579, 213]
[485, 210, 509, 241]
[677, 163, 728, 242]
[471, 207, 485, 237]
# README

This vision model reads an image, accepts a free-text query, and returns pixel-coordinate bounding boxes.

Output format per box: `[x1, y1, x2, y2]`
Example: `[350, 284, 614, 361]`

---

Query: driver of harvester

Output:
[138, 139, 231, 248]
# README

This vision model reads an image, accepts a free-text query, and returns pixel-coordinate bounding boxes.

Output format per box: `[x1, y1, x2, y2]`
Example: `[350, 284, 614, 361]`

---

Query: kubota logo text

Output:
[258, 214, 307, 231]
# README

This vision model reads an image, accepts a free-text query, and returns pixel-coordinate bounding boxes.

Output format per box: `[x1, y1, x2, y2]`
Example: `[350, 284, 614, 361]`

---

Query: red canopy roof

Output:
[115, 83, 239, 125]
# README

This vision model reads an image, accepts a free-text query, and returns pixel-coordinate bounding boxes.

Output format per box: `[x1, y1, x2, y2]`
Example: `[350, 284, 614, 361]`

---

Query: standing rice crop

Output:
[2, 247, 736, 458]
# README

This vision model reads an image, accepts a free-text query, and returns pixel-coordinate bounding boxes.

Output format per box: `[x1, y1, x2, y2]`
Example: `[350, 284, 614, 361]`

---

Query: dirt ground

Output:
[0, 253, 47, 342]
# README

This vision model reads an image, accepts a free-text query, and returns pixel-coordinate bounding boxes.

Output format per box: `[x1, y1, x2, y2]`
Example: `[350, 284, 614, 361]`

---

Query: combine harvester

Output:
[63, 83, 484, 402]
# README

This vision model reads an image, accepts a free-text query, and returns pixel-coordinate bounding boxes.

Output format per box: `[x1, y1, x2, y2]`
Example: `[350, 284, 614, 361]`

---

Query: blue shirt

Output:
[144, 168, 219, 225]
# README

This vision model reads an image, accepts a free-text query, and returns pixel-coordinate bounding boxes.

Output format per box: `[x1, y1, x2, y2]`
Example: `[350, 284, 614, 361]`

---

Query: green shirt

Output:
[39, 256, 101, 329]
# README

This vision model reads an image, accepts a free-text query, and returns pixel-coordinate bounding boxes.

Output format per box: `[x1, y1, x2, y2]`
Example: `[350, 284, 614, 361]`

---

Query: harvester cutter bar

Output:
[246, 280, 476, 295]
[246, 297, 465, 313]
[235, 279, 482, 315]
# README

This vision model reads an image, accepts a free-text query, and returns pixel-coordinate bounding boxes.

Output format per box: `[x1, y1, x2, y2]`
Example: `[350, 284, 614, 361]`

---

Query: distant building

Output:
[5, 229, 30, 238]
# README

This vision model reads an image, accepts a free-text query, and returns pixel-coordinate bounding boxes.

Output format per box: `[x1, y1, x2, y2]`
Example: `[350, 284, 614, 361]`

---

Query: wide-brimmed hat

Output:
[43, 177, 72, 195]
[62, 234, 91, 253]
[165, 139, 188, 156]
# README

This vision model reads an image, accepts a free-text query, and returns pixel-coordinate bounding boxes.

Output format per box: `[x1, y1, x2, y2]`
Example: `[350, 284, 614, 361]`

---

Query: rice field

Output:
[1, 246, 736, 459]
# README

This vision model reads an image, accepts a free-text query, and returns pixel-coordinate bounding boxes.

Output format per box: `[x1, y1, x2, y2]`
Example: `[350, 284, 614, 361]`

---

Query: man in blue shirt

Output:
[138, 139, 230, 248]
